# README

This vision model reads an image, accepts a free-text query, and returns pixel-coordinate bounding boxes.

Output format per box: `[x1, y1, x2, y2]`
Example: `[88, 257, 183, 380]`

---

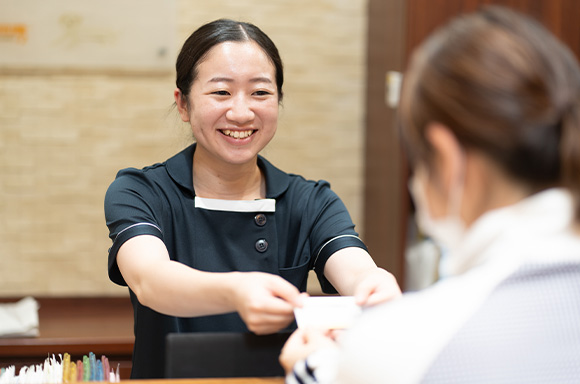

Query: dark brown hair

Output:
[398, 6, 580, 220]
[175, 18, 284, 104]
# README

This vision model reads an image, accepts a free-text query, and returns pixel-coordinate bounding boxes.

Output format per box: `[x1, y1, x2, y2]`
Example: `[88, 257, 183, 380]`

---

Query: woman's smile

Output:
[220, 129, 256, 139]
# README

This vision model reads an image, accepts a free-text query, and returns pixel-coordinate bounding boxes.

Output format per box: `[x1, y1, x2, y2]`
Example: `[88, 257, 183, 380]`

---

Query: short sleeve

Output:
[104, 169, 164, 286]
[306, 183, 368, 293]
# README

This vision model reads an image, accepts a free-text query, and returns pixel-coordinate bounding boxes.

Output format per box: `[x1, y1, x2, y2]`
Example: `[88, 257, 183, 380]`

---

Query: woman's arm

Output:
[323, 247, 402, 306]
[117, 234, 304, 334]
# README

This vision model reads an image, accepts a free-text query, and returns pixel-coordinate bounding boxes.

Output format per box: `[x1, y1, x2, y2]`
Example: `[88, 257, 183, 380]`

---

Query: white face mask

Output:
[408, 169, 467, 259]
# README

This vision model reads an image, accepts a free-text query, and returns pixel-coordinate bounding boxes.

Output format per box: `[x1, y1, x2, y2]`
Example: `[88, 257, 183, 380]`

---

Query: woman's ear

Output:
[424, 122, 464, 196]
[174, 89, 191, 122]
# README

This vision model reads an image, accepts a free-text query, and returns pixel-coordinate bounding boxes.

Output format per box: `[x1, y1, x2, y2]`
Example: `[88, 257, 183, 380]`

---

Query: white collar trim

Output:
[194, 196, 276, 212]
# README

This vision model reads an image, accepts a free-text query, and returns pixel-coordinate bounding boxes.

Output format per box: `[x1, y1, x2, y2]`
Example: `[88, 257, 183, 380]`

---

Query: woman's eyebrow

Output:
[249, 77, 273, 84]
[207, 76, 273, 84]
[208, 77, 233, 83]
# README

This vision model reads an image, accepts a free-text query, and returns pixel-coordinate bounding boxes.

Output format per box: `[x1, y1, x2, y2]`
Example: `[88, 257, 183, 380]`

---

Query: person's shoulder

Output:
[108, 162, 165, 189]
[287, 172, 330, 189]
[259, 155, 333, 200]
[115, 161, 166, 179]
[262, 157, 331, 187]
[106, 158, 171, 199]
[283, 171, 337, 204]
[113, 145, 192, 182]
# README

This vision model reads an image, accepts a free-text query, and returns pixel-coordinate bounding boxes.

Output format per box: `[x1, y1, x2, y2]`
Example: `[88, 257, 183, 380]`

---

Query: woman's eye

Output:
[212, 90, 230, 96]
[253, 90, 272, 96]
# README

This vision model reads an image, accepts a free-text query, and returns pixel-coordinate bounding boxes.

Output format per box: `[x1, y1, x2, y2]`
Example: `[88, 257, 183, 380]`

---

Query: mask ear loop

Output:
[436, 148, 468, 278]
[446, 147, 467, 222]
[408, 167, 429, 238]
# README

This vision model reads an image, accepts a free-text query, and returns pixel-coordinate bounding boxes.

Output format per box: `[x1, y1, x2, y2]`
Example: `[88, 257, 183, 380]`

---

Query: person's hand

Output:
[354, 267, 402, 307]
[232, 272, 307, 334]
[323, 248, 401, 308]
[279, 328, 337, 374]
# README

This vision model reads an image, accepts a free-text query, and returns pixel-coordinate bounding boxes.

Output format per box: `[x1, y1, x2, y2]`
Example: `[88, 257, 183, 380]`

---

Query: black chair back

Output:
[165, 331, 292, 378]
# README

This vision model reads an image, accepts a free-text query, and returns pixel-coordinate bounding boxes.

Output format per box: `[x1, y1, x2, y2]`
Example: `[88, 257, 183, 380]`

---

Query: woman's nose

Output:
[226, 96, 255, 125]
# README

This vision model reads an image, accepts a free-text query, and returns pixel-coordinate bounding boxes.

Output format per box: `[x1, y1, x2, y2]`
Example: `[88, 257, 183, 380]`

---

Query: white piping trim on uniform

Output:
[194, 196, 276, 212]
[313, 234, 363, 268]
[115, 222, 162, 240]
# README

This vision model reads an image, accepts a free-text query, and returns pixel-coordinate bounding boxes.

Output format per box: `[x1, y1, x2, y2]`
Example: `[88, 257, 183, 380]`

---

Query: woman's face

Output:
[177, 41, 279, 166]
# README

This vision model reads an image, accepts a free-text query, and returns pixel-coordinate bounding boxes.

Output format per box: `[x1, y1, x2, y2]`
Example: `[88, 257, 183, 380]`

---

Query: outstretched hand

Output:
[323, 247, 402, 308]
[232, 271, 307, 334]
[354, 267, 402, 307]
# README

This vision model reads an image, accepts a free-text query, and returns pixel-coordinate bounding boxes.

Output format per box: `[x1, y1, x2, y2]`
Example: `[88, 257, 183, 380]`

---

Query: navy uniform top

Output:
[104, 144, 367, 378]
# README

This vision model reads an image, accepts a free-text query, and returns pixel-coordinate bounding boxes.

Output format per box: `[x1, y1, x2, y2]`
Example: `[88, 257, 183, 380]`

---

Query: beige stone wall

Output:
[0, 0, 368, 297]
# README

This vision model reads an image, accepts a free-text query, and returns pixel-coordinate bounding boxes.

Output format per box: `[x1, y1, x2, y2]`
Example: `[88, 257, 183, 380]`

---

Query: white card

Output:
[294, 296, 362, 330]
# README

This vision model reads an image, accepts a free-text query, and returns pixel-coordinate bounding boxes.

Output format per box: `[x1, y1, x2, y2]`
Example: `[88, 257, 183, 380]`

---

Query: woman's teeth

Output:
[222, 130, 253, 139]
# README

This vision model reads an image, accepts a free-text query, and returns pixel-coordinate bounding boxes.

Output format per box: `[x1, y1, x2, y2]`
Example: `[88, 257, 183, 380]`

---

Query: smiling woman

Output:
[175, 41, 280, 179]
[103, 18, 401, 379]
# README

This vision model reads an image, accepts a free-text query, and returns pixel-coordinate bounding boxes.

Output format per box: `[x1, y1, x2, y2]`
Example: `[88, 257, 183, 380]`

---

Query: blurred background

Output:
[1, 0, 579, 298]
[0, 0, 369, 297]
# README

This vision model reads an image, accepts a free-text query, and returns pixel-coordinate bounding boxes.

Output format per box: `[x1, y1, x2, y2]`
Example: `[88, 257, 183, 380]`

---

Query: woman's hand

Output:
[324, 247, 402, 307]
[231, 272, 307, 335]
[353, 267, 402, 306]
[279, 328, 337, 374]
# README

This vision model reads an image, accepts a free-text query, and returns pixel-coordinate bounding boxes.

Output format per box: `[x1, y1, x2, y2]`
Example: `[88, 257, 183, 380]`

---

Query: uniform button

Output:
[254, 213, 267, 226]
[255, 239, 268, 253]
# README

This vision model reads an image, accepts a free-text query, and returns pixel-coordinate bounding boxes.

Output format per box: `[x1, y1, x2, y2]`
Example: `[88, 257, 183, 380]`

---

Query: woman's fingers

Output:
[235, 272, 305, 333]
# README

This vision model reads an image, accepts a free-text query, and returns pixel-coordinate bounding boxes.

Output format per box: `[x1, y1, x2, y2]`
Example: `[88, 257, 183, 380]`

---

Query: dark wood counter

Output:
[0, 296, 134, 379]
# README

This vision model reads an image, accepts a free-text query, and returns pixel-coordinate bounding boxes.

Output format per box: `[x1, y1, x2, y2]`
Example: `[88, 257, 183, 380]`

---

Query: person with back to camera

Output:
[279, 6, 580, 383]
[104, 18, 401, 379]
